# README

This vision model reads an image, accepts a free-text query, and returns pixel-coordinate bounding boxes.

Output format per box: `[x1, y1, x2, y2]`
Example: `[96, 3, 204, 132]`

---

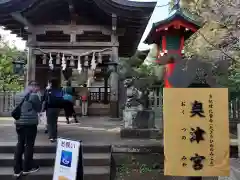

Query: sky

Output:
[0, 0, 170, 51]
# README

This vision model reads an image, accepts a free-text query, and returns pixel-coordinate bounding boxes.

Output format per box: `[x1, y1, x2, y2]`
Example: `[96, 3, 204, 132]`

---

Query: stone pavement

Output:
[0, 116, 237, 146]
[0, 116, 163, 146]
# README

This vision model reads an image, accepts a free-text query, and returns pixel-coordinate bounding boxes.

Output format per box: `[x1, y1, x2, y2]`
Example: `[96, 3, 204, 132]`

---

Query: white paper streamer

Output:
[77, 56, 82, 74]
[61, 54, 66, 70]
[91, 52, 96, 70]
[49, 53, 54, 70]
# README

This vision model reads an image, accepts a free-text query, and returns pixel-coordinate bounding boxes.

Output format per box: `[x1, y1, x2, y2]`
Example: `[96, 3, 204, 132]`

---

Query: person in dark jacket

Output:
[14, 81, 42, 177]
[63, 80, 78, 124]
[42, 78, 62, 143]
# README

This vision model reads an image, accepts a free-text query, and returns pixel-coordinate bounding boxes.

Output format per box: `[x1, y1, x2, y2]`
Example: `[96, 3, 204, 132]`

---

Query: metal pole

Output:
[188, 177, 202, 180]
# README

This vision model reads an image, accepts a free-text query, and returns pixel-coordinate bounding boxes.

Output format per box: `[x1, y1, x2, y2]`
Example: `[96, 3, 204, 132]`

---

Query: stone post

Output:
[238, 124, 240, 158]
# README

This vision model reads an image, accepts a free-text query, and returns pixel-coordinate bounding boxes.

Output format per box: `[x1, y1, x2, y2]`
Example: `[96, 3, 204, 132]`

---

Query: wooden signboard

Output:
[163, 88, 230, 177]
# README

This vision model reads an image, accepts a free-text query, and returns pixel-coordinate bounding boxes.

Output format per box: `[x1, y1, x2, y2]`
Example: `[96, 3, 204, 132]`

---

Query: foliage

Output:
[170, 0, 240, 62]
[169, 0, 240, 92]
[0, 40, 25, 91]
[119, 51, 164, 86]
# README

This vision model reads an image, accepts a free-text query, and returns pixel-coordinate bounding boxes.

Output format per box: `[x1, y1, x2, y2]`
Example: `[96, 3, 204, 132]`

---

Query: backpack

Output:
[11, 93, 30, 120]
[63, 94, 73, 102]
[64, 86, 73, 95]
[46, 89, 64, 108]
[63, 87, 73, 102]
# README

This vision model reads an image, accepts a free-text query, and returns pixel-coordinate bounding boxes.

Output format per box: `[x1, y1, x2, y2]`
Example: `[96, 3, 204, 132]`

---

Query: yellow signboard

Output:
[163, 88, 230, 177]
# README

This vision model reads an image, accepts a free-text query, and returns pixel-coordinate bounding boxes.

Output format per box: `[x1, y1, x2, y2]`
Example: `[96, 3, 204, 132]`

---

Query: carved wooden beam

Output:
[11, 12, 33, 32]
[33, 25, 124, 36]
[28, 41, 118, 47]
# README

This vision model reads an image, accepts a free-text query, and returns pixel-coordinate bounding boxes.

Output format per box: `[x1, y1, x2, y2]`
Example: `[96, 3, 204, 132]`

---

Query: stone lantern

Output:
[12, 59, 25, 76]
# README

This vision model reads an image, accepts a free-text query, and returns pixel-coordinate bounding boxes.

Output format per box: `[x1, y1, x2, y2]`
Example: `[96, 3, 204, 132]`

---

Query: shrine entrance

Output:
[34, 52, 112, 116]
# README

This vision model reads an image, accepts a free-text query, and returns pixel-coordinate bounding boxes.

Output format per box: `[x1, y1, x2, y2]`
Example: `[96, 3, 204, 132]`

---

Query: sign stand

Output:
[52, 137, 84, 180]
[76, 141, 84, 180]
[188, 178, 202, 180]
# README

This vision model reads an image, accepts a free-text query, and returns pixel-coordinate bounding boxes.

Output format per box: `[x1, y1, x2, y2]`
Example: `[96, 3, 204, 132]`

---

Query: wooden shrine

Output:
[0, 0, 155, 118]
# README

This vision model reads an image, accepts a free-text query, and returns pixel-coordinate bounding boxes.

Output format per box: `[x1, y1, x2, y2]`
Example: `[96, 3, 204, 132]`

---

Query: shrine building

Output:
[144, 4, 202, 88]
[0, 0, 156, 118]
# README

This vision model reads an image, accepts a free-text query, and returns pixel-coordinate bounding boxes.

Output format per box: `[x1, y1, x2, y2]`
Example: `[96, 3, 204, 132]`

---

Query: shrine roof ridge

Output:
[0, 0, 156, 57]
[0, 0, 156, 18]
[144, 8, 202, 44]
[153, 9, 202, 28]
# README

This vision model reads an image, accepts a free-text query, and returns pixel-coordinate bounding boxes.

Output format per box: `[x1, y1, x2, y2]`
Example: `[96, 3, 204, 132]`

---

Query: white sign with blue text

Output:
[53, 138, 81, 180]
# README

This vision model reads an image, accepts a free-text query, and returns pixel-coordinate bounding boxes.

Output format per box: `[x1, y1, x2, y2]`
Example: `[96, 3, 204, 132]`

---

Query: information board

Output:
[53, 138, 82, 180]
[163, 88, 230, 177]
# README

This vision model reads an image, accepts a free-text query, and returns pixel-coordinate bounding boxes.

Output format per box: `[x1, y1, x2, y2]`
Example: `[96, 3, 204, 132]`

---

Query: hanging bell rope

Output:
[56, 53, 61, 65]
[42, 53, 47, 64]
[97, 52, 102, 64]
[70, 55, 75, 66]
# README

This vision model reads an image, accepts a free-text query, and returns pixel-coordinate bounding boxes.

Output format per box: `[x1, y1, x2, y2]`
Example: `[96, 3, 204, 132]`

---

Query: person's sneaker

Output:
[13, 171, 22, 177]
[22, 166, 40, 175]
[50, 138, 57, 143]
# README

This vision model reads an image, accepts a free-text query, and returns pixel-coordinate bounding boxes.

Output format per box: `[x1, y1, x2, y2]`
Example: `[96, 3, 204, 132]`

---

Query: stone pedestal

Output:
[123, 108, 154, 128]
[238, 123, 240, 158]
[121, 109, 160, 139]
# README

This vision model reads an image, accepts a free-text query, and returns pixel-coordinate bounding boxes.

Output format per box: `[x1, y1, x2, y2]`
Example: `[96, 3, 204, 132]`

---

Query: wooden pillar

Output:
[109, 14, 120, 119]
[25, 47, 36, 86]
[104, 73, 108, 104]
[109, 52, 119, 118]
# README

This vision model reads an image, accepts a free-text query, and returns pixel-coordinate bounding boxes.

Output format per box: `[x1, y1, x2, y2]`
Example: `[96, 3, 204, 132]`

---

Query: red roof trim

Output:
[156, 19, 198, 33]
